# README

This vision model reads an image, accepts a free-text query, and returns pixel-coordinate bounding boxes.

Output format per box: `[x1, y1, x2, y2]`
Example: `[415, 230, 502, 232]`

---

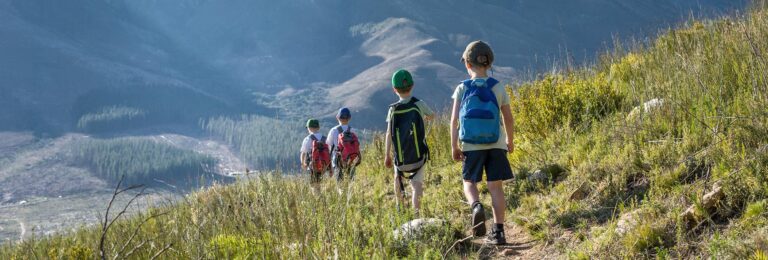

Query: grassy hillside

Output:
[507, 4, 768, 257]
[3, 4, 768, 259]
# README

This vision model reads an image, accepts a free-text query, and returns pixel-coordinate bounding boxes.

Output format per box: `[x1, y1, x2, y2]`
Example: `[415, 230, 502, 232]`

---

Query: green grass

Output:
[508, 4, 768, 258]
[4, 3, 768, 259]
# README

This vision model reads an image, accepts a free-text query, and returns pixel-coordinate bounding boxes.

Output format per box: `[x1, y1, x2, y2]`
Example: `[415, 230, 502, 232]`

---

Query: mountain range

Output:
[0, 0, 748, 133]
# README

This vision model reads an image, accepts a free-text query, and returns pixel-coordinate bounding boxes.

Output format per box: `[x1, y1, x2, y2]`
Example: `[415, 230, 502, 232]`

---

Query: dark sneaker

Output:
[485, 228, 506, 245]
[471, 203, 486, 236]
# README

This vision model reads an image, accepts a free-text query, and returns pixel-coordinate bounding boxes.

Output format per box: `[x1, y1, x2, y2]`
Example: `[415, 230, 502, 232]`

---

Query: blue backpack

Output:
[459, 77, 501, 144]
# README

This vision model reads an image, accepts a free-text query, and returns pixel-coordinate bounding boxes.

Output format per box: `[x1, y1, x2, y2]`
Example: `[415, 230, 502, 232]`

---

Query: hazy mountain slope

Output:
[0, 0, 748, 132]
[127, 0, 751, 126]
[0, 0, 260, 134]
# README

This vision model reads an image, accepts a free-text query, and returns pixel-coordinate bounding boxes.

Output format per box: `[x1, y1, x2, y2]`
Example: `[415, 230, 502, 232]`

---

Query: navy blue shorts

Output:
[462, 149, 514, 182]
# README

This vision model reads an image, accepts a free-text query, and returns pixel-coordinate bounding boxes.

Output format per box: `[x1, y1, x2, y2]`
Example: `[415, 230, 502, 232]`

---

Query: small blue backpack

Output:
[459, 77, 501, 144]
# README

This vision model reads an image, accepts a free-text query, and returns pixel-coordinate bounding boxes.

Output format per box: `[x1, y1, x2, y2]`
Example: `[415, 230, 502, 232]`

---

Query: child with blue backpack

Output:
[450, 41, 515, 245]
[384, 69, 434, 214]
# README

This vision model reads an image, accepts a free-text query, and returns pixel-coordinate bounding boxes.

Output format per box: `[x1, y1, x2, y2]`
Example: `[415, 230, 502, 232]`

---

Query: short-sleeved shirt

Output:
[300, 133, 325, 154]
[385, 96, 435, 123]
[451, 78, 511, 152]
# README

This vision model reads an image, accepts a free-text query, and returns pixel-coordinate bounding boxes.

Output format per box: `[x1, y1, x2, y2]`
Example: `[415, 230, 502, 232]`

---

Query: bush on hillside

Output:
[510, 72, 624, 138]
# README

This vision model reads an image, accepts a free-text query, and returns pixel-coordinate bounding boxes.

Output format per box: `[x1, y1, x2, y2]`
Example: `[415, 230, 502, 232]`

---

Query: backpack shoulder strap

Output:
[321, 135, 327, 143]
[336, 126, 344, 134]
[391, 101, 408, 112]
[486, 77, 499, 89]
[460, 79, 475, 103]
[462, 79, 473, 88]
[407, 97, 423, 115]
[309, 134, 318, 141]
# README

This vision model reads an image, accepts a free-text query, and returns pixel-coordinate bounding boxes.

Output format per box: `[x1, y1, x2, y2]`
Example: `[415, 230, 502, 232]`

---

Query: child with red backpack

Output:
[300, 119, 331, 184]
[327, 108, 361, 182]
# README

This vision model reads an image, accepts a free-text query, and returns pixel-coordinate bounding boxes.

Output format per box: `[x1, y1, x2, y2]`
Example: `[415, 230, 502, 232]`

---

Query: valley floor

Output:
[0, 131, 243, 242]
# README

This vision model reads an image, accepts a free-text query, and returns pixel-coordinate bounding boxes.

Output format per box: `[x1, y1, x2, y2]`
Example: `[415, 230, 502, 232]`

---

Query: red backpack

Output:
[310, 135, 331, 173]
[336, 126, 361, 167]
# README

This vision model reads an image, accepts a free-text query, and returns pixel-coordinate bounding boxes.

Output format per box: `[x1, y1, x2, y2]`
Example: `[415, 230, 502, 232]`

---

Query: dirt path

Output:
[471, 223, 558, 259]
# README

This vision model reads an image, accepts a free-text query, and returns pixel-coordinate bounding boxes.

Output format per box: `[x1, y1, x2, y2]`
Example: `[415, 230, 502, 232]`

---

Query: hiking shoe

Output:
[485, 228, 506, 245]
[471, 202, 486, 236]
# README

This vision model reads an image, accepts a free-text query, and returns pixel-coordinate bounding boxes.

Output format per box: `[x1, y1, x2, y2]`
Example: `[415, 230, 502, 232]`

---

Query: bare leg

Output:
[487, 180, 505, 224]
[463, 180, 480, 205]
[393, 171, 405, 208]
[411, 180, 423, 211]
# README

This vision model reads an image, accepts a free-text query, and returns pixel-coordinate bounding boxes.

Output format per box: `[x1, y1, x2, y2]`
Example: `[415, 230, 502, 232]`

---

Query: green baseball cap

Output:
[391, 69, 414, 89]
[306, 119, 319, 128]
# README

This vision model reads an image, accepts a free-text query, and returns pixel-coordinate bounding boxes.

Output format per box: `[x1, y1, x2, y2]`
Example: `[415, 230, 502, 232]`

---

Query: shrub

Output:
[207, 234, 272, 259]
[510, 72, 624, 138]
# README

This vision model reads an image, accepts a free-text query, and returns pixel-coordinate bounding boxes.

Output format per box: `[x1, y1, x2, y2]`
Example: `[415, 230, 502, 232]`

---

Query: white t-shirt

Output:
[300, 133, 326, 154]
[327, 125, 356, 153]
[451, 78, 511, 152]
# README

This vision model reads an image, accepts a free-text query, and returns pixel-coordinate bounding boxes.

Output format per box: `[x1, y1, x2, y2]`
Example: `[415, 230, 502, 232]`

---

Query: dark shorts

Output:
[462, 149, 514, 182]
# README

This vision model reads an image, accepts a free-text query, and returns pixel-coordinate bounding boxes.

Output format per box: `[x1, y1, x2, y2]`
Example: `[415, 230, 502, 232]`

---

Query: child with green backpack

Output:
[450, 41, 515, 245]
[384, 69, 434, 213]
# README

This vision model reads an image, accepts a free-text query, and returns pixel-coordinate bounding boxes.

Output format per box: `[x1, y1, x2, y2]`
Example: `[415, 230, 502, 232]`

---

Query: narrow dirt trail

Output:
[471, 223, 559, 259]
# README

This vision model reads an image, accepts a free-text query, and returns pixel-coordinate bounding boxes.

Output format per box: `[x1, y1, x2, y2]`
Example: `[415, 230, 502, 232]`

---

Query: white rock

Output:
[393, 218, 446, 239]
[527, 170, 548, 182]
[615, 209, 653, 235]
[628, 98, 664, 119]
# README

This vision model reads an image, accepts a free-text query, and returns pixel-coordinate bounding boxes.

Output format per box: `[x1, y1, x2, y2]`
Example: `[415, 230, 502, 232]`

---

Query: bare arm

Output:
[450, 98, 463, 161]
[327, 129, 336, 153]
[500, 104, 515, 153]
[384, 124, 391, 157]
[300, 152, 307, 169]
[384, 120, 393, 168]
